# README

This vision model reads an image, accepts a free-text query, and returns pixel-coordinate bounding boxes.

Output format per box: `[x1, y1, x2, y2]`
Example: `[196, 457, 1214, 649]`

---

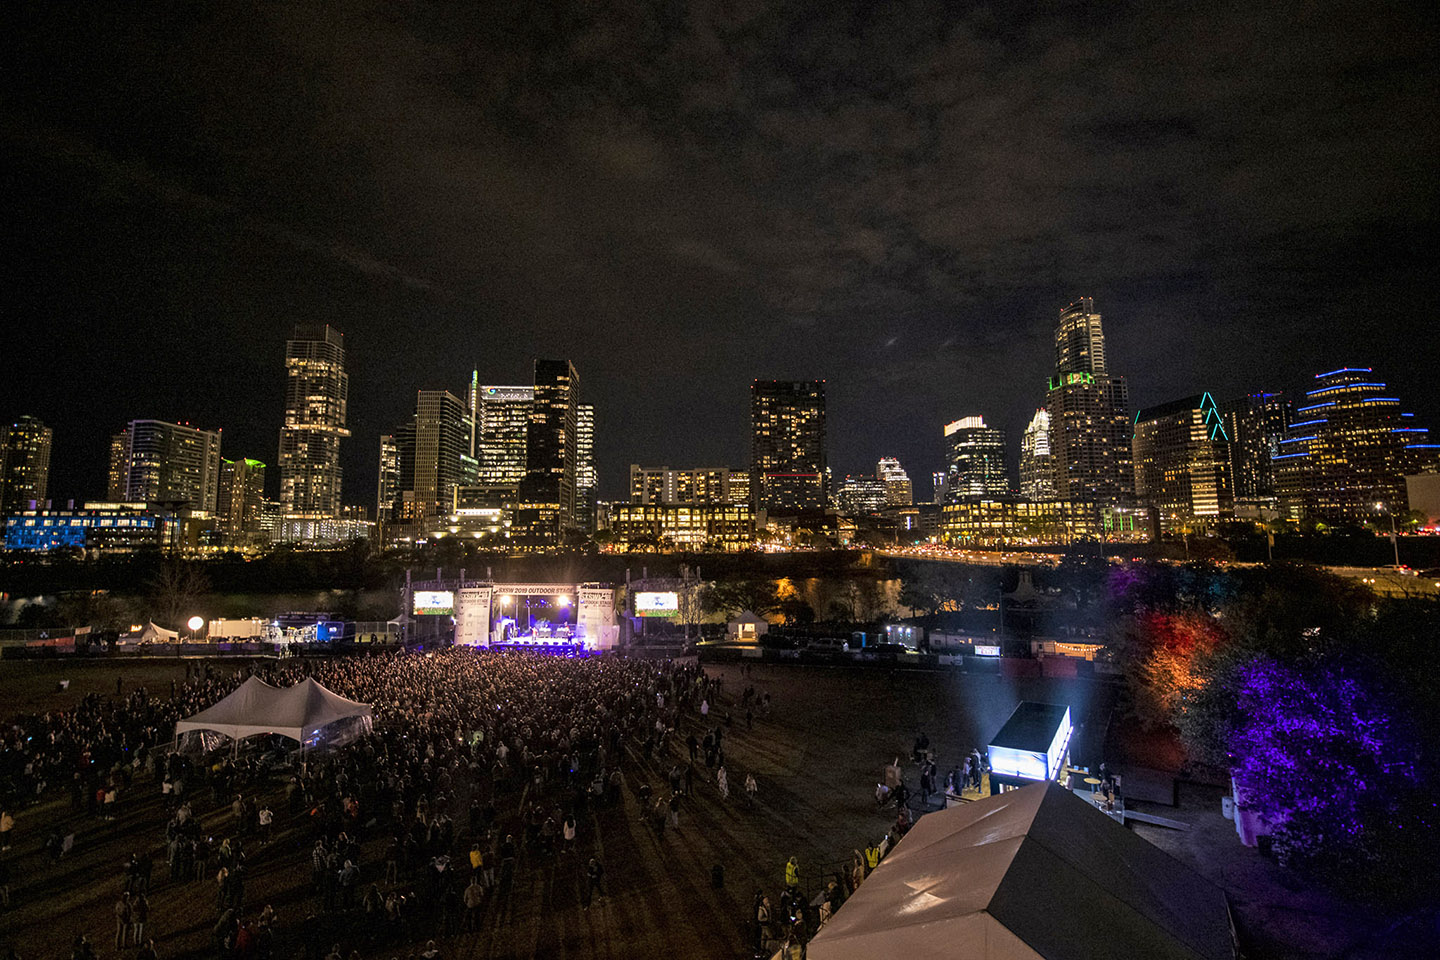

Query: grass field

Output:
[0, 657, 1425, 959]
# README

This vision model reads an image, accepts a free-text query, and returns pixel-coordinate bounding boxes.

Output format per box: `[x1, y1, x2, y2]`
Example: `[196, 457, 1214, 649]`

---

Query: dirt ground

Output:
[0, 657, 1425, 960]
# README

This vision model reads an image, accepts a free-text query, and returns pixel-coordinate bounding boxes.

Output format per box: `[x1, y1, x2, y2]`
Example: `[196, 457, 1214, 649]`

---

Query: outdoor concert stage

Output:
[405, 575, 620, 651]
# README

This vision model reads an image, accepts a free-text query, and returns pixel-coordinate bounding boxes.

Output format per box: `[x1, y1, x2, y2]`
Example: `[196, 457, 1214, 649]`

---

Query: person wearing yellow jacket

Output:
[784, 855, 800, 890]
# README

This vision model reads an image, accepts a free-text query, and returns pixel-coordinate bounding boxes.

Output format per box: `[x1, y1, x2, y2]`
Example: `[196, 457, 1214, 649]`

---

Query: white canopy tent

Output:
[175, 677, 373, 750]
[809, 781, 1234, 960]
[120, 621, 181, 644]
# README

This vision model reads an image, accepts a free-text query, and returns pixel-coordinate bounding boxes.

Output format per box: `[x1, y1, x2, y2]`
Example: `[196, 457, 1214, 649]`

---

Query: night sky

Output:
[3, 1, 1436, 505]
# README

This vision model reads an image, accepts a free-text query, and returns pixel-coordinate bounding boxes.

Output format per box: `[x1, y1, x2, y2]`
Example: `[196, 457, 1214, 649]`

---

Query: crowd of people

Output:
[0, 650, 770, 959]
[0, 648, 997, 960]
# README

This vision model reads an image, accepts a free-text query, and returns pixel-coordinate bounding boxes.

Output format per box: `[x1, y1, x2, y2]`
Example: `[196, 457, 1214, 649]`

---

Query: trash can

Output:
[1221, 796, 1234, 820]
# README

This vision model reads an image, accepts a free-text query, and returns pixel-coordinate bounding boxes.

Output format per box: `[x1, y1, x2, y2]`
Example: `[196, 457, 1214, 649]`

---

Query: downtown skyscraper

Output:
[0, 416, 53, 513]
[1019, 409, 1055, 501]
[1274, 367, 1438, 523]
[514, 359, 581, 543]
[575, 402, 596, 533]
[751, 380, 827, 515]
[108, 420, 222, 511]
[279, 325, 349, 519]
[1045, 298, 1132, 504]
[943, 416, 1008, 500]
[474, 385, 534, 487]
[1219, 392, 1290, 503]
[1132, 393, 1234, 532]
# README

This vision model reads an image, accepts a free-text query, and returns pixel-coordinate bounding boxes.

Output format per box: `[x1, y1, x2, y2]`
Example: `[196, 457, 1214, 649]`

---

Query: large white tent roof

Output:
[175, 676, 373, 745]
[809, 781, 1234, 960]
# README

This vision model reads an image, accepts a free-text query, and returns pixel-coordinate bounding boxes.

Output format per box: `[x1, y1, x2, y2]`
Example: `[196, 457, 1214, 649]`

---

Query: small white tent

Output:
[809, 781, 1234, 960]
[727, 610, 770, 640]
[125, 621, 180, 644]
[175, 677, 373, 748]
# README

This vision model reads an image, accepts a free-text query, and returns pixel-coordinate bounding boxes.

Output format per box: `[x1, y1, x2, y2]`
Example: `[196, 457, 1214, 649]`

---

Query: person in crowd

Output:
[113, 892, 132, 949]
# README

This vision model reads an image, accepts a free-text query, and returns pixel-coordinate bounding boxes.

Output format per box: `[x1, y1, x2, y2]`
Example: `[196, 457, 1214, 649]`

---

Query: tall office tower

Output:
[466, 369, 479, 459]
[932, 471, 947, 505]
[216, 458, 266, 537]
[376, 434, 399, 523]
[1219, 392, 1289, 501]
[944, 416, 1008, 500]
[0, 416, 53, 513]
[1019, 409, 1055, 501]
[837, 475, 890, 515]
[876, 458, 913, 506]
[106, 431, 129, 500]
[727, 471, 750, 505]
[1275, 367, 1438, 523]
[1054, 296, 1108, 374]
[629, 466, 744, 504]
[1046, 298, 1132, 503]
[389, 422, 418, 520]
[405, 390, 478, 519]
[751, 380, 827, 514]
[516, 359, 580, 542]
[575, 403, 596, 532]
[1132, 394, 1234, 532]
[109, 420, 222, 510]
[279, 325, 349, 519]
[476, 386, 534, 485]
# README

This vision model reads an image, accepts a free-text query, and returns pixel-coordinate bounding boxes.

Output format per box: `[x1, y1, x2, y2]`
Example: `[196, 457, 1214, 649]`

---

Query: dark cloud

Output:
[2, 0, 1436, 502]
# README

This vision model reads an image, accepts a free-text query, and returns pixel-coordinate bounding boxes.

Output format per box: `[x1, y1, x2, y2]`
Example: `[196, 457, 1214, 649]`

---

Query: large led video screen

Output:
[413, 590, 455, 616]
[634, 591, 679, 617]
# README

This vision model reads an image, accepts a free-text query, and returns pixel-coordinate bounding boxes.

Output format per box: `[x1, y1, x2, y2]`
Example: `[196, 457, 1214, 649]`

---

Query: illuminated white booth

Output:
[987, 701, 1072, 794]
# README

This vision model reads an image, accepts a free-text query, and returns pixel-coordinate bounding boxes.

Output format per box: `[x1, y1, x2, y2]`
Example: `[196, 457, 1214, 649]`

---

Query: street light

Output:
[1373, 502, 1400, 567]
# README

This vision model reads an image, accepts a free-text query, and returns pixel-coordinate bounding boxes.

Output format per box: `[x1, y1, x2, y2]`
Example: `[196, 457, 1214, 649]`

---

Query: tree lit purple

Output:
[1230, 655, 1430, 890]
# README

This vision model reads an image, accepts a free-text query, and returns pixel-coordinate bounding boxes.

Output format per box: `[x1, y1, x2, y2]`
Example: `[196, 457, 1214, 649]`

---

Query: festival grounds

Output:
[0, 656, 1426, 960]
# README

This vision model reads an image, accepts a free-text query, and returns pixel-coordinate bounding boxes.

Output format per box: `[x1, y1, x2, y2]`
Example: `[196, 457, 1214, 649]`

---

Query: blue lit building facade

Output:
[1274, 368, 1439, 524]
[4, 504, 163, 552]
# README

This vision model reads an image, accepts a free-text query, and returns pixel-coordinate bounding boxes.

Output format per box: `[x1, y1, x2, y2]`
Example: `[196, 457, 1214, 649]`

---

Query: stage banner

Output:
[455, 587, 494, 647]
[578, 586, 616, 649]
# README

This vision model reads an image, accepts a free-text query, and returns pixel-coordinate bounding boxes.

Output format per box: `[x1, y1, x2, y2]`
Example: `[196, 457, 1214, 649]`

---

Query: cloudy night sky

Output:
[3, 0, 1436, 503]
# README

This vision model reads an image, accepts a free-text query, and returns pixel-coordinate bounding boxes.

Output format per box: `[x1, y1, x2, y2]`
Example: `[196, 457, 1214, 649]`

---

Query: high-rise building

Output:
[106, 432, 128, 501]
[217, 458, 266, 538]
[629, 466, 746, 504]
[751, 380, 827, 515]
[1054, 296, 1108, 375]
[1046, 298, 1132, 504]
[109, 420, 222, 511]
[475, 386, 534, 486]
[1219, 392, 1289, 502]
[376, 434, 399, 523]
[837, 476, 889, 515]
[0, 416, 53, 513]
[1132, 393, 1234, 532]
[515, 359, 580, 543]
[876, 458, 913, 506]
[1275, 367, 1437, 523]
[1019, 409, 1055, 501]
[576, 403, 596, 533]
[944, 416, 1008, 500]
[729, 471, 750, 505]
[932, 471, 947, 506]
[407, 390, 477, 519]
[279, 325, 349, 519]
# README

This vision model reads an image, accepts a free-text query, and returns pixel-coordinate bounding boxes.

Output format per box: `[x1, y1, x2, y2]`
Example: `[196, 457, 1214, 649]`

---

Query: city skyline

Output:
[5, 324, 1440, 512]
[2, 3, 1436, 507]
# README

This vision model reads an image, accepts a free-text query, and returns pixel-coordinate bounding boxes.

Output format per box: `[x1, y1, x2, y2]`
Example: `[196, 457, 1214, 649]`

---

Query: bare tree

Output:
[146, 560, 212, 628]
